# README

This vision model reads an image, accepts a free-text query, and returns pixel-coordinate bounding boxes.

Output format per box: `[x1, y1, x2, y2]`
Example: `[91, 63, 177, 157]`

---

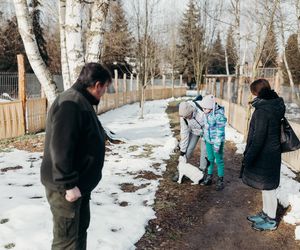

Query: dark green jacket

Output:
[41, 83, 106, 194]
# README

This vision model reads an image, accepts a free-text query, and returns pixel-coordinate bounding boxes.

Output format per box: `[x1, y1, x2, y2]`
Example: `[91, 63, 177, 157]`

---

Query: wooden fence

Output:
[216, 98, 300, 173]
[0, 86, 186, 140]
[0, 101, 25, 139]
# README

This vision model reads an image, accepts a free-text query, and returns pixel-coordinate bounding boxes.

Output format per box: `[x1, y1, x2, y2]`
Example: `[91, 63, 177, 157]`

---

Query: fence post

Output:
[114, 69, 119, 108]
[151, 77, 154, 100]
[213, 78, 217, 96]
[180, 74, 183, 86]
[123, 73, 126, 104]
[17, 54, 26, 132]
[171, 76, 174, 98]
[220, 78, 224, 99]
[227, 76, 232, 124]
[130, 74, 133, 103]
[162, 75, 166, 98]
[136, 74, 140, 102]
[274, 72, 281, 95]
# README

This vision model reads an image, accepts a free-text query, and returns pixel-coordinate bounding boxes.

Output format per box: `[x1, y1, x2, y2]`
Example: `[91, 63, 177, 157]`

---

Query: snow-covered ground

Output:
[0, 98, 299, 250]
[225, 126, 300, 240]
[285, 102, 300, 122]
[0, 99, 177, 250]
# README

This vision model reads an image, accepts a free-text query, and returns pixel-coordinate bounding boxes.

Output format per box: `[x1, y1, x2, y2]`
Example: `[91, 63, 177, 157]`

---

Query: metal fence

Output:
[0, 72, 18, 100]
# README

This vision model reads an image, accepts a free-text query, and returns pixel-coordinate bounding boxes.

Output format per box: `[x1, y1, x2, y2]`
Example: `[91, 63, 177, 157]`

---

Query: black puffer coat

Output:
[242, 89, 285, 190]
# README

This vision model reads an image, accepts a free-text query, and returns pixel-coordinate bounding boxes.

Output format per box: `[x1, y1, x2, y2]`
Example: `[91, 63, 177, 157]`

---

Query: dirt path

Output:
[136, 101, 300, 250]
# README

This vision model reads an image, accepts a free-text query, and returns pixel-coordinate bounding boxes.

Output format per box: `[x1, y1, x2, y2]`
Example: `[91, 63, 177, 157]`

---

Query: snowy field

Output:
[0, 98, 300, 250]
[0, 99, 177, 250]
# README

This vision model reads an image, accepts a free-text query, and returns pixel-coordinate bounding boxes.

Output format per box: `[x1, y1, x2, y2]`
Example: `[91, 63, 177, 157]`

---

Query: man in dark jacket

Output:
[41, 63, 111, 249]
[241, 79, 285, 232]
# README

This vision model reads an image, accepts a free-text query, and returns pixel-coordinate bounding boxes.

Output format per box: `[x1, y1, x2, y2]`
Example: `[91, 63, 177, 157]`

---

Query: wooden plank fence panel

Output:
[0, 101, 25, 139]
[26, 98, 47, 133]
[0, 86, 186, 140]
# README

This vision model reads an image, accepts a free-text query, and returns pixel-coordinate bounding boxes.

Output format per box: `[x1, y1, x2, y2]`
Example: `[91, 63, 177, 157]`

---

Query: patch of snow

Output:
[0, 99, 177, 250]
[225, 126, 246, 154]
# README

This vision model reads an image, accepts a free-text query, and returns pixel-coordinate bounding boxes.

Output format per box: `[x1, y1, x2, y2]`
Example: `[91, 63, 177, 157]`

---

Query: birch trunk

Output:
[59, 0, 71, 90]
[225, 48, 229, 76]
[65, 0, 85, 86]
[13, 0, 58, 104]
[85, 0, 110, 63]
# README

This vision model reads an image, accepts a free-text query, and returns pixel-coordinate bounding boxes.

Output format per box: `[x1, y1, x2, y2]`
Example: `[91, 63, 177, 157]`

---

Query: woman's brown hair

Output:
[250, 79, 271, 96]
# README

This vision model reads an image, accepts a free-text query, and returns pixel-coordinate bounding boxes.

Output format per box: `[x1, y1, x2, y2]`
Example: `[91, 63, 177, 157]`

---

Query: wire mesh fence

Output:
[0, 72, 18, 101]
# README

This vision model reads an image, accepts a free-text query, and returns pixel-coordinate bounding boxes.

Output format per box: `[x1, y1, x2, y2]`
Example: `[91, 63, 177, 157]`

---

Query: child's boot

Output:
[216, 177, 224, 191]
[202, 174, 213, 186]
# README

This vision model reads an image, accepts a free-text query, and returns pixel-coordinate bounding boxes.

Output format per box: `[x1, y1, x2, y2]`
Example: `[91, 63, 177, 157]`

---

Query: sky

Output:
[0, 0, 299, 63]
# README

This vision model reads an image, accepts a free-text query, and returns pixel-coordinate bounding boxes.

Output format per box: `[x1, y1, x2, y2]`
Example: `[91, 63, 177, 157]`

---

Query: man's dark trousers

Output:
[46, 188, 90, 250]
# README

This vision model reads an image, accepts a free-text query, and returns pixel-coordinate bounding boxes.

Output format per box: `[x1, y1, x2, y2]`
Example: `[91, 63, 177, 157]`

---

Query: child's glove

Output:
[180, 151, 186, 156]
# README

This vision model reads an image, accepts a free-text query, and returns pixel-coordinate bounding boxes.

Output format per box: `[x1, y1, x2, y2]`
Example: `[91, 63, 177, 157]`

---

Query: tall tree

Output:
[225, 26, 238, 75]
[178, 0, 202, 85]
[13, 0, 110, 103]
[208, 32, 226, 74]
[101, 0, 133, 75]
[261, 21, 278, 68]
[282, 34, 300, 85]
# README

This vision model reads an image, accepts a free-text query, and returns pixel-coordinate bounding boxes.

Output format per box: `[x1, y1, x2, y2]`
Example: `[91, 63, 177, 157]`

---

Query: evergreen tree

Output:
[101, 0, 133, 75]
[282, 34, 300, 85]
[178, 0, 203, 85]
[208, 32, 226, 74]
[225, 26, 238, 74]
[261, 21, 278, 68]
[31, 0, 49, 67]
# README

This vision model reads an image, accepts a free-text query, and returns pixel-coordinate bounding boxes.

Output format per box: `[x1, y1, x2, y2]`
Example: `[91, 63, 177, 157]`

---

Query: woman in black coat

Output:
[241, 79, 285, 231]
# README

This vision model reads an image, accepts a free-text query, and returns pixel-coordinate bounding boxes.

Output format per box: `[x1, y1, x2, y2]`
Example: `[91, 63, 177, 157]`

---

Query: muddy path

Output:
[136, 101, 300, 250]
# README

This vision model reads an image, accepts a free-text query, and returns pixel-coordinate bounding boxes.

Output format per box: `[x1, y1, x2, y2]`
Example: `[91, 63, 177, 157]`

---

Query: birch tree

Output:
[13, 0, 58, 103]
[13, 0, 110, 104]
[131, 0, 161, 119]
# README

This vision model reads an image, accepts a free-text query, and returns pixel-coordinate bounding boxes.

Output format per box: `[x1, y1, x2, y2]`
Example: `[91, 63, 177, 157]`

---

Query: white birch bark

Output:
[225, 48, 229, 76]
[59, 0, 71, 90]
[65, 0, 84, 86]
[85, 0, 110, 63]
[13, 0, 58, 104]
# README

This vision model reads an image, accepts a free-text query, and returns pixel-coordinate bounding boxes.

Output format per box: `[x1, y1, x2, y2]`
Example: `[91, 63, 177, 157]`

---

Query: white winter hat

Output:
[179, 102, 194, 117]
[199, 95, 215, 109]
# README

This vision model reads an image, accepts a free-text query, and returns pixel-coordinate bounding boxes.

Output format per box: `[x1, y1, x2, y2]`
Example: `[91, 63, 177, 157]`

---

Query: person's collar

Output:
[72, 82, 99, 106]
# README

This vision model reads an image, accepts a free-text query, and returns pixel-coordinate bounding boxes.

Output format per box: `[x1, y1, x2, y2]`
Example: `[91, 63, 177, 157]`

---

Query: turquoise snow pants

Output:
[205, 141, 224, 177]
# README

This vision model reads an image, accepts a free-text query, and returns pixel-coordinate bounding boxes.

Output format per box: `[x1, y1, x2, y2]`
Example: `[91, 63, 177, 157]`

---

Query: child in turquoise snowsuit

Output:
[199, 95, 227, 191]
